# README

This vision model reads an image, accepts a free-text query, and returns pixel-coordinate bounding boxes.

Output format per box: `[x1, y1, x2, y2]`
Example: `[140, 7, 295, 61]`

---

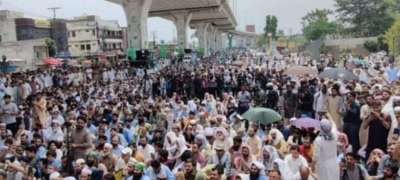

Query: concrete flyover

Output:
[106, 0, 237, 56]
[226, 30, 257, 49]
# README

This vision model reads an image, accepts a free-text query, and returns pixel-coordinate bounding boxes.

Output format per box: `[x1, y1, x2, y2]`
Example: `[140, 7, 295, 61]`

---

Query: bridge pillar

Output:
[172, 12, 192, 49]
[215, 31, 223, 51]
[207, 26, 217, 55]
[195, 22, 210, 57]
[123, 0, 153, 50]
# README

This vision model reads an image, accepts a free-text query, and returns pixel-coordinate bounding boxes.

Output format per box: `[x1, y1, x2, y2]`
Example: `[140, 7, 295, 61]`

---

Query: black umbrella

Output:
[319, 68, 358, 80]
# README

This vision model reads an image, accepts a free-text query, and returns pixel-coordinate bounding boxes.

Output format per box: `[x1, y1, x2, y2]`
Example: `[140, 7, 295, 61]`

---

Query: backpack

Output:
[341, 164, 364, 180]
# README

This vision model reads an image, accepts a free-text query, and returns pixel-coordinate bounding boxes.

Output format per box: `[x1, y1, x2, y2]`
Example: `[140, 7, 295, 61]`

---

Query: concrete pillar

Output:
[172, 12, 192, 49]
[123, 0, 153, 50]
[207, 26, 217, 55]
[215, 31, 223, 51]
[195, 22, 209, 57]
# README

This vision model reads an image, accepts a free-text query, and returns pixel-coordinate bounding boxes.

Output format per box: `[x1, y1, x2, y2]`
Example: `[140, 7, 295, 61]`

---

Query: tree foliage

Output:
[264, 15, 278, 40]
[45, 38, 57, 58]
[363, 40, 378, 52]
[335, 0, 395, 36]
[302, 9, 340, 41]
[256, 34, 266, 48]
[385, 18, 400, 55]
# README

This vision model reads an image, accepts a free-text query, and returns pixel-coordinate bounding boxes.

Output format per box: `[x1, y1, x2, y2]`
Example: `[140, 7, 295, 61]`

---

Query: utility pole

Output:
[151, 31, 157, 49]
[48, 7, 61, 19]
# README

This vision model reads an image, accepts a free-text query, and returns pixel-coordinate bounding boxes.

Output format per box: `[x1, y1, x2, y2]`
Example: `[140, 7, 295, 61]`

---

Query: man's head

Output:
[372, 101, 383, 113]
[3, 95, 11, 104]
[184, 158, 196, 174]
[290, 145, 300, 159]
[299, 166, 310, 180]
[383, 90, 392, 101]
[366, 95, 373, 106]
[268, 170, 281, 180]
[303, 137, 311, 148]
[331, 88, 339, 97]
[134, 162, 146, 178]
[46, 150, 57, 163]
[140, 136, 147, 147]
[233, 136, 242, 150]
[150, 160, 162, 174]
[383, 164, 399, 178]
[121, 148, 132, 161]
[76, 116, 86, 130]
[209, 165, 224, 180]
[347, 92, 356, 103]
[345, 152, 358, 168]
[248, 128, 255, 137]
[387, 143, 396, 157]
[111, 136, 119, 147]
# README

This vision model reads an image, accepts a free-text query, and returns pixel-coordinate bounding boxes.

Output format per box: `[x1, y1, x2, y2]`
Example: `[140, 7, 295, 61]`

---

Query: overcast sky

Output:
[1, 0, 335, 42]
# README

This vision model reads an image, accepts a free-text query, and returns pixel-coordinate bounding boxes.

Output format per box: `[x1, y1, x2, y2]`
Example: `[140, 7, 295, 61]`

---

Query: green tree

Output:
[256, 34, 266, 48]
[385, 18, 400, 55]
[363, 40, 378, 52]
[302, 9, 341, 41]
[264, 15, 278, 40]
[335, 0, 394, 36]
[45, 38, 57, 57]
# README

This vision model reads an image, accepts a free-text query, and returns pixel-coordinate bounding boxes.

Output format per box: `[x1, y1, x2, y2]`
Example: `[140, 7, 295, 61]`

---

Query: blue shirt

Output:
[145, 165, 175, 180]
[387, 67, 399, 82]
[48, 158, 61, 169]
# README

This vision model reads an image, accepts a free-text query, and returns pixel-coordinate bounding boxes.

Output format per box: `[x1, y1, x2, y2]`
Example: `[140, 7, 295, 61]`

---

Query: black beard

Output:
[87, 160, 95, 167]
[133, 173, 142, 180]
[249, 173, 260, 180]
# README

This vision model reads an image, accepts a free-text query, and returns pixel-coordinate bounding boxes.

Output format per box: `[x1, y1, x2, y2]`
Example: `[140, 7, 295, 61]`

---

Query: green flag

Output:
[178, 47, 185, 57]
[160, 44, 167, 58]
[127, 47, 136, 61]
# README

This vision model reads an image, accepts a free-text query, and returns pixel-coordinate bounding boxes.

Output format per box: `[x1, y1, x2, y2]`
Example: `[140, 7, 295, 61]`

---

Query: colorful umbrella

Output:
[43, 58, 62, 65]
[291, 117, 320, 128]
[242, 107, 282, 125]
[283, 66, 318, 75]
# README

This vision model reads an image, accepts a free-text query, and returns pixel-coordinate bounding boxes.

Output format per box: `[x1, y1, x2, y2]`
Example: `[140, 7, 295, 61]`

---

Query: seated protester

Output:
[246, 127, 263, 157]
[110, 135, 124, 156]
[47, 141, 63, 160]
[24, 146, 39, 172]
[43, 120, 64, 143]
[299, 136, 314, 164]
[96, 135, 108, 152]
[175, 158, 206, 180]
[266, 129, 288, 155]
[99, 143, 118, 173]
[95, 128, 110, 146]
[145, 160, 175, 180]
[183, 125, 196, 145]
[366, 149, 385, 176]
[159, 149, 175, 170]
[258, 145, 281, 171]
[137, 136, 155, 164]
[233, 144, 255, 174]
[115, 148, 137, 172]
[337, 132, 351, 162]
[128, 143, 145, 163]
[379, 164, 399, 180]
[375, 143, 398, 179]
[172, 150, 201, 174]
[207, 165, 225, 180]
[129, 162, 151, 180]
[340, 152, 369, 180]
[46, 150, 61, 170]
[150, 130, 164, 145]
[86, 151, 108, 176]
[116, 122, 133, 145]
[273, 159, 293, 180]
[192, 143, 206, 168]
[207, 144, 232, 177]
[249, 161, 268, 180]
[287, 128, 303, 147]
[195, 134, 213, 160]
[110, 128, 128, 147]
[268, 169, 282, 180]
[292, 166, 317, 180]
[284, 145, 308, 175]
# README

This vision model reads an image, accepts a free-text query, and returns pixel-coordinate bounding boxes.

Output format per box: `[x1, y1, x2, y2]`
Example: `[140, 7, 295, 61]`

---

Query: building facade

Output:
[66, 15, 125, 61]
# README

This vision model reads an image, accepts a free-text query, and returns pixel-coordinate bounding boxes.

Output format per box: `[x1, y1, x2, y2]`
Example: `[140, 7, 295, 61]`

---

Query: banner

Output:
[160, 44, 167, 58]
[127, 48, 136, 61]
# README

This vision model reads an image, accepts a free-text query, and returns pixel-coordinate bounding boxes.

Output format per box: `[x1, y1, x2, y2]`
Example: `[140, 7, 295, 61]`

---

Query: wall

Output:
[305, 37, 377, 60]
[0, 39, 48, 70]
[0, 10, 23, 42]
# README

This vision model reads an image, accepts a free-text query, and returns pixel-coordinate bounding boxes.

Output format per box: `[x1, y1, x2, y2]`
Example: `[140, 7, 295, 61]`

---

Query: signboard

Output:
[34, 19, 50, 28]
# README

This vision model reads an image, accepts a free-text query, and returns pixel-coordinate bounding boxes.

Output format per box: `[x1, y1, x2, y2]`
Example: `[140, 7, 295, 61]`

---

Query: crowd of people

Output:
[0, 53, 400, 180]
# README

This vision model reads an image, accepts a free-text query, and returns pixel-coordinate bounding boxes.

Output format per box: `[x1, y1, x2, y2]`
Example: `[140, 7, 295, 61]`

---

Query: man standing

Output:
[313, 84, 328, 120]
[70, 116, 92, 160]
[386, 63, 399, 82]
[342, 92, 361, 153]
[237, 85, 251, 116]
[0, 95, 18, 135]
[360, 94, 373, 147]
[32, 92, 47, 128]
[246, 127, 262, 157]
